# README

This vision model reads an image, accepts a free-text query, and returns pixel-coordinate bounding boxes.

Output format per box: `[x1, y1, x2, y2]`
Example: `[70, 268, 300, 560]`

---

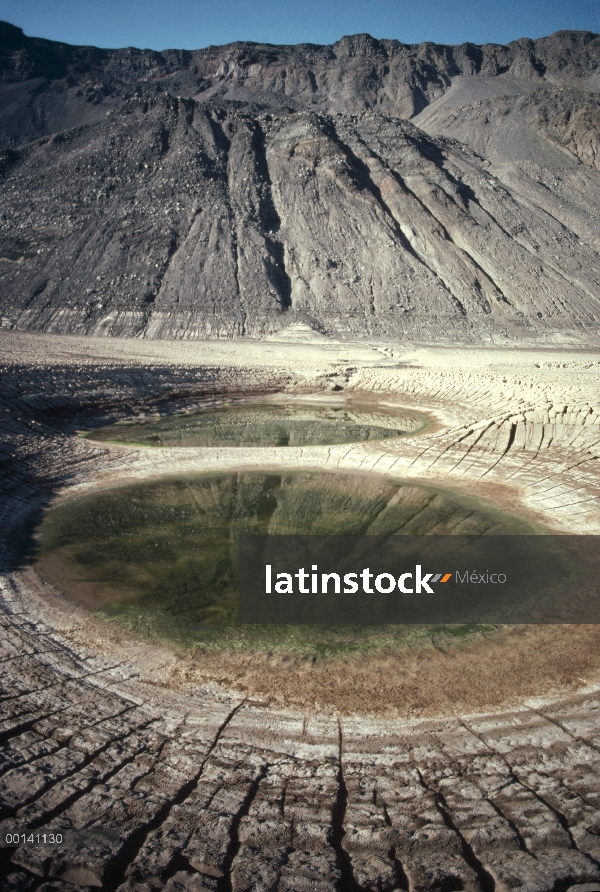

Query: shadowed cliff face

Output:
[0, 21, 600, 340]
[1, 22, 599, 140]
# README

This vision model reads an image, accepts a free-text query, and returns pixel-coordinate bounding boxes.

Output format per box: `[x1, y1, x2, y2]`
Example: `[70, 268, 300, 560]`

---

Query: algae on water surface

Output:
[36, 470, 547, 656]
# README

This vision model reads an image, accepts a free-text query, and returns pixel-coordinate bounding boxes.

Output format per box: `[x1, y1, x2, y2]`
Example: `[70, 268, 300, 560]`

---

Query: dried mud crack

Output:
[1, 331, 600, 892]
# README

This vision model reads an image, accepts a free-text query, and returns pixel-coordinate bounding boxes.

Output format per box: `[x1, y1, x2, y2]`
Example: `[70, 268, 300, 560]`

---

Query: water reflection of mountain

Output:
[37, 471, 535, 646]
[84, 403, 428, 448]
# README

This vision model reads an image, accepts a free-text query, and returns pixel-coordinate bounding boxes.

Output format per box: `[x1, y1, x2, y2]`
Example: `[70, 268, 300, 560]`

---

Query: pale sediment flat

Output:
[1, 330, 600, 891]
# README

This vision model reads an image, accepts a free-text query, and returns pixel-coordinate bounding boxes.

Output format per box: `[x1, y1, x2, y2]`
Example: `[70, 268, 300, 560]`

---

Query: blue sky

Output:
[1, 0, 599, 50]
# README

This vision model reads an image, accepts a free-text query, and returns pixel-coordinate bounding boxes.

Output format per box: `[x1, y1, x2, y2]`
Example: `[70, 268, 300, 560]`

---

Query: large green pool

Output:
[36, 470, 545, 655]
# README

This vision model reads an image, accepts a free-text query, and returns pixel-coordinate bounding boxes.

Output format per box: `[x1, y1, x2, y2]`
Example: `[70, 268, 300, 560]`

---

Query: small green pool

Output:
[82, 401, 429, 448]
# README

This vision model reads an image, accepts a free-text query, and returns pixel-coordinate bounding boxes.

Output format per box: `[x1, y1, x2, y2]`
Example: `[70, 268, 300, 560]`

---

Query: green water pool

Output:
[36, 470, 551, 656]
[82, 400, 429, 448]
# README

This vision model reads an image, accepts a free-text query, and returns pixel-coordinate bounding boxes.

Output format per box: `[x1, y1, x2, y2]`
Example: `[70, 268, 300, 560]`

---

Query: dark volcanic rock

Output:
[2, 22, 599, 144]
[0, 21, 599, 340]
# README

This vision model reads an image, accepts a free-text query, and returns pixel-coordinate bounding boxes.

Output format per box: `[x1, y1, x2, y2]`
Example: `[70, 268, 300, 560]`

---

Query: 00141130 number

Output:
[4, 832, 63, 846]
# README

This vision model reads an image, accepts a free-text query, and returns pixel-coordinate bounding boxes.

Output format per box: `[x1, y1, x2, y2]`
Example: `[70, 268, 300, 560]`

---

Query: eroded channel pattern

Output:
[1, 575, 600, 892]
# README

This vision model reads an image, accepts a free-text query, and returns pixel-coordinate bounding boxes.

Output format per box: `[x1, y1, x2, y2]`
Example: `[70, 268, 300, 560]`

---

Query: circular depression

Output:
[81, 397, 429, 448]
[35, 469, 557, 654]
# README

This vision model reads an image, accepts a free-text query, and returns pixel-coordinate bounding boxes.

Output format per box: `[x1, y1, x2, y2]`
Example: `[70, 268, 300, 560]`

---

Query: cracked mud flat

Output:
[2, 330, 600, 891]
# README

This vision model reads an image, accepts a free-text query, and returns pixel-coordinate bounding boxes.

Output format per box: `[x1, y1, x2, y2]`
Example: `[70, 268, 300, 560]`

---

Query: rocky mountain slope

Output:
[1, 21, 600, 340]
